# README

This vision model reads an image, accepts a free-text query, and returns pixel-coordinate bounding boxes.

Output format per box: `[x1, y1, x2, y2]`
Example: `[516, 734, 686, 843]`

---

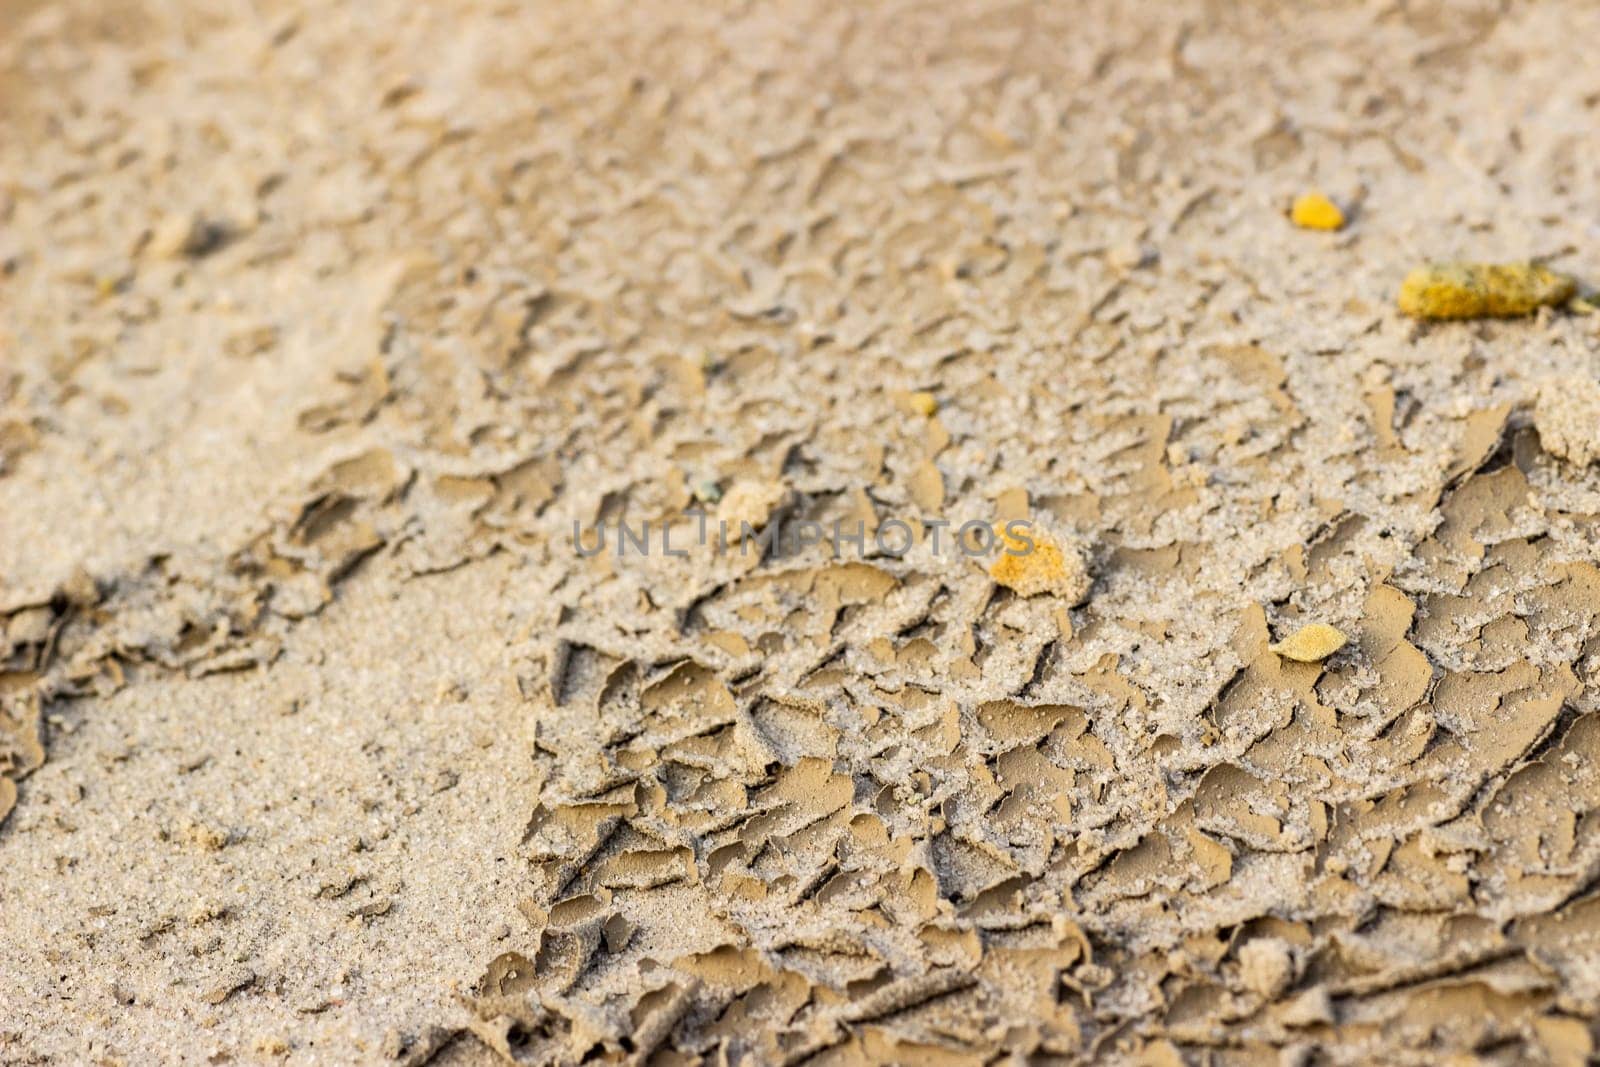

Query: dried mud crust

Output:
[5, 0, 1600, 1064]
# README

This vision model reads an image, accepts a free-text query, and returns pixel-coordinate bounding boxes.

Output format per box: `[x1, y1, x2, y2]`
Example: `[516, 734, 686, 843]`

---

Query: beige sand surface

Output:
[5, 1, 1600, 1063]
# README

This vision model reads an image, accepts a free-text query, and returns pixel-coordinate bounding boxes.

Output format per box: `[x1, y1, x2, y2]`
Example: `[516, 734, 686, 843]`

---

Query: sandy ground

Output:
[5, 1, 1600, 1063]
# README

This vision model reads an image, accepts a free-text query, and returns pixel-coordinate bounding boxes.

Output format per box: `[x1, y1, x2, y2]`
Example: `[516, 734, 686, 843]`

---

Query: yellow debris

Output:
[907, 391, 938, 417]
[1290, 192, 1344, 231]
[1269, 622, 1347, 662]
[988, 523, 1091, 603]
[1398, 262, 1575, 320]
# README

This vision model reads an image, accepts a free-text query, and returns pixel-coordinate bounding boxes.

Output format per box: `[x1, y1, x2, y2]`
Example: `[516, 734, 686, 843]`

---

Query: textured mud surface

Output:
[5, 1, 1600, 1063]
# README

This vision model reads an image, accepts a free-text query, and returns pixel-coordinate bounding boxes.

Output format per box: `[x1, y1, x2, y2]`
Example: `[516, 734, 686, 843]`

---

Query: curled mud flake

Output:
[1269, 622, 1347, 662]
[989, 523, 1091, 603]
[1238, 937, 1295, 998]
[1290, 192, 1344, 231]
[1279, 987, 1335, 1027]
[716, 479, 786, 543]
[1534, 377, 1600, 467]
[1397, 262, 1576, 320]
[200, 967, 256, 1005]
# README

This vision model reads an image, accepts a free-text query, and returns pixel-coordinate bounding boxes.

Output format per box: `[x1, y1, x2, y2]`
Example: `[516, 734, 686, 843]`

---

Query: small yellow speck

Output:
[1290, 193, 1344, 232]
[1269, 622, 1347, 662]
[908, 391, 938, 417]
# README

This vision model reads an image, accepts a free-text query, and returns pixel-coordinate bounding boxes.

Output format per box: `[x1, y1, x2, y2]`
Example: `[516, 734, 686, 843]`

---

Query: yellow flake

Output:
[1398, 262, 1575, 320]
[1290, 192, 1344, 231]
[1269, 622, 1347, 662]
[908, 391, 938, 417]
[988, 523, 1091, 603]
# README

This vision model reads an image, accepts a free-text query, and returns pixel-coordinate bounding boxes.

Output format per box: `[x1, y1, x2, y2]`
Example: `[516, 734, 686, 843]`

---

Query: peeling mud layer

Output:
[5, 1, 1600, 1064]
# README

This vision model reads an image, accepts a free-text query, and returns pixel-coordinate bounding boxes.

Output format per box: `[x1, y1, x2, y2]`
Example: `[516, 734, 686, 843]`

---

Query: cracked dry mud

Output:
[5, 1, 1600, 1064]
